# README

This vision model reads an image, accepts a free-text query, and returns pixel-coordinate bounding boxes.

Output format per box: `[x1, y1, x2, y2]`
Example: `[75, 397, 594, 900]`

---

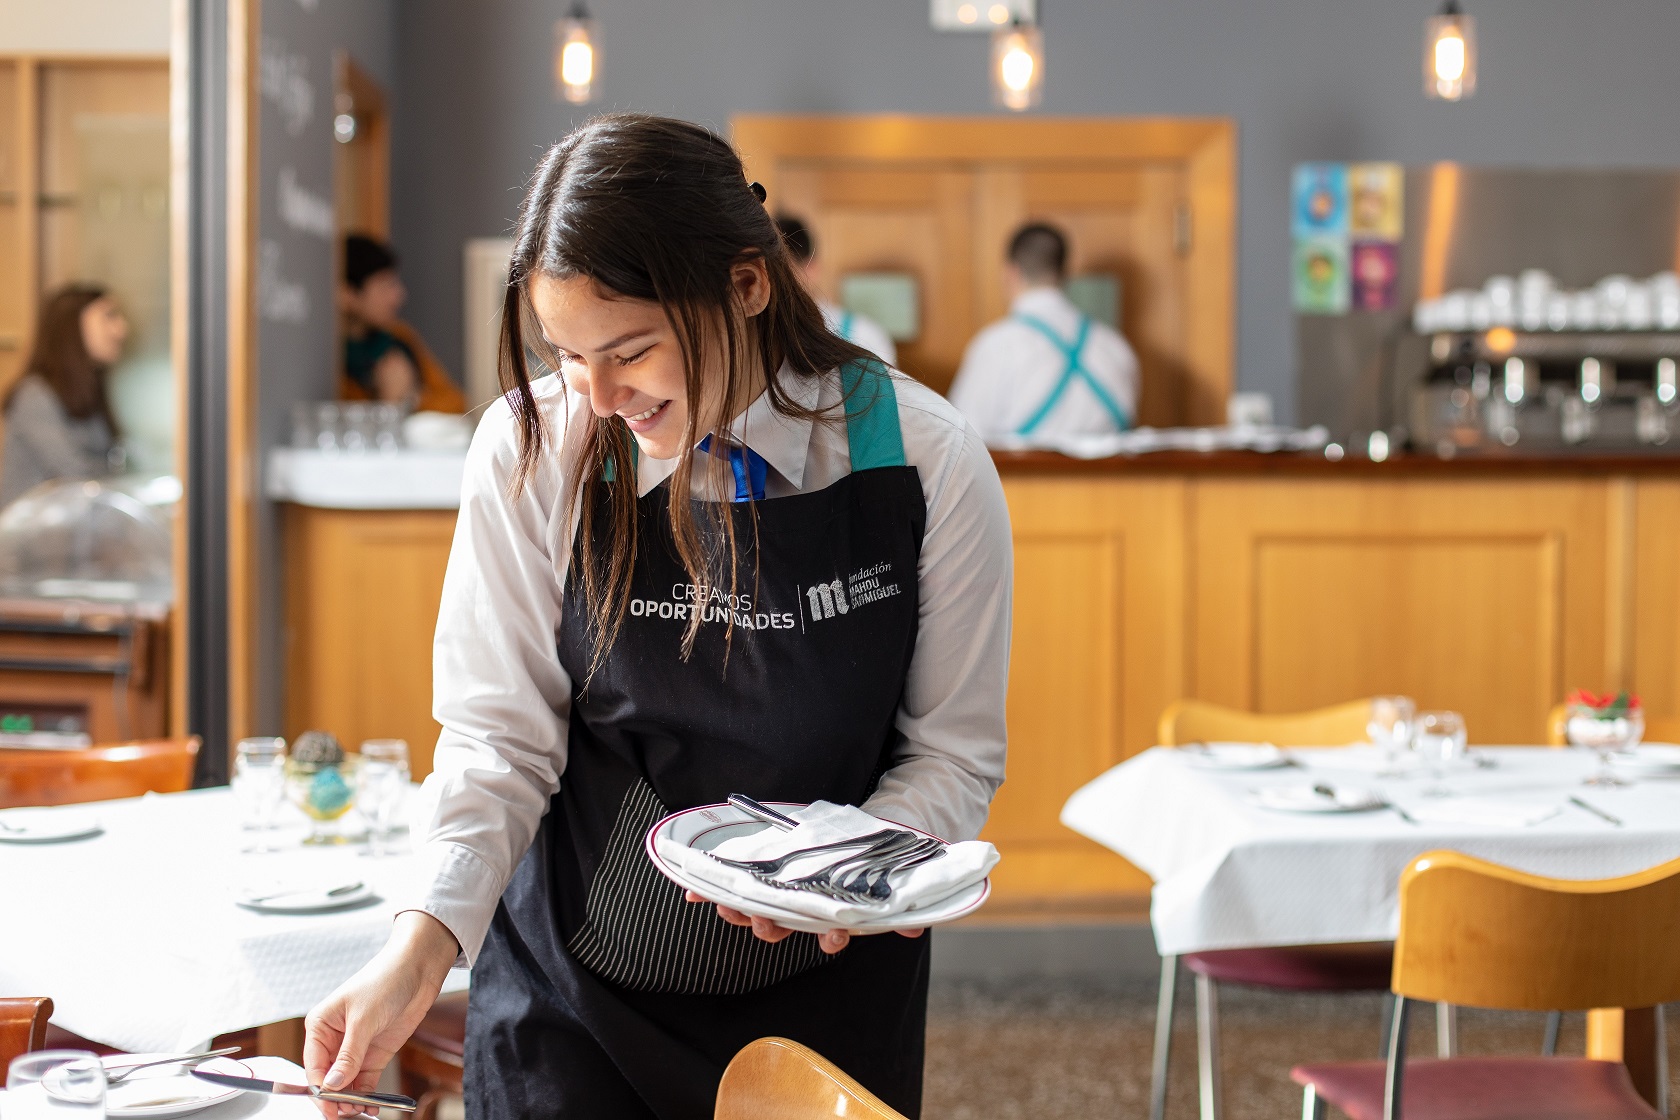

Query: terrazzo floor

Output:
[923, 976, 1677, 1120]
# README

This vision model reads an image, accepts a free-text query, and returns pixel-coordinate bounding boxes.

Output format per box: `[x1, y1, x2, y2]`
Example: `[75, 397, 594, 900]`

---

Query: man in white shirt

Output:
[776, 215, 898, 367]
[948, 222, 1139, 444]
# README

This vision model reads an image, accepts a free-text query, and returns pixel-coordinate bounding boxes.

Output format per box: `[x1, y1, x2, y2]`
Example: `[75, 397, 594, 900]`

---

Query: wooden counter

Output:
[280, 450, 1680, 915]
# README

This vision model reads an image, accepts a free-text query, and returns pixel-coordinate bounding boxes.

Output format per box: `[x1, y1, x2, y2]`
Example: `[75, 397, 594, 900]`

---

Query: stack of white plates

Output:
[1611, 744, 1680, 778]
[1181, 743, 1290, 771]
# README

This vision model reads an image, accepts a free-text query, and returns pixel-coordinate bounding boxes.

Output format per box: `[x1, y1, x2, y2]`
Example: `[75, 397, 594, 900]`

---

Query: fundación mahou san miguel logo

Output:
[630, 561, 902, 634]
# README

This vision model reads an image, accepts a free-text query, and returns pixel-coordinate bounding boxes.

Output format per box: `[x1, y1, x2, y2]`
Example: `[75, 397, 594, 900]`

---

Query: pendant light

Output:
[1424, 1, 1476, 101]
[992, 19, 1044, 111]
[555, 2, 599, 105]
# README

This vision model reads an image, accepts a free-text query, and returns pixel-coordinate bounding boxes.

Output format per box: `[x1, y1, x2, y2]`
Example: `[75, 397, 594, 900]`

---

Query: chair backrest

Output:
[714, 1037, 907, 1120]
[1157, 698, 1372, 748]
[1393, 849, 1680, 1012]
[0, 997, 53, 1069]
[1545, 702, 1680, 747]
[0, 738, 199, 809]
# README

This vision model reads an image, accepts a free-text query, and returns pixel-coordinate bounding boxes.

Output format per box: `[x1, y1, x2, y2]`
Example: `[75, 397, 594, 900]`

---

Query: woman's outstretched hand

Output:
[683, 889, 924, 955]
[302, 911, 460, 1118]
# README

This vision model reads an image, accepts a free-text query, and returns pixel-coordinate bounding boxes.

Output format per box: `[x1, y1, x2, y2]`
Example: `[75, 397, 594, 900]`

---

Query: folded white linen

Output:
[1404, 796, 1561, 828]
[656, 801, 998, 928]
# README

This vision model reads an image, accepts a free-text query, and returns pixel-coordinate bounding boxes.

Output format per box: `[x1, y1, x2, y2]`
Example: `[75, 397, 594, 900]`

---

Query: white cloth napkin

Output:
[1404, 796, 1561, 828]
[657, 801, 998, 928]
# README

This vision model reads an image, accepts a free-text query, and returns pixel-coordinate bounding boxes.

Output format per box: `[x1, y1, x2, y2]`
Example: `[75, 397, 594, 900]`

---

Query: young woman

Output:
[0, 285, 128, 507]
[304, 115, 1011, 1120]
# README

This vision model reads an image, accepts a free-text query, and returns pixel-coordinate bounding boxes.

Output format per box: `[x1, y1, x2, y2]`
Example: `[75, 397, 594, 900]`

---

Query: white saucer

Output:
[1183, 743, 1289, 770]
[235, 881, 379, 914]
[645, 802, 991, 935]
[103, 1055, 251, 1118]
[0, 808, 103, 844]
[1248, 784, 1386, 813]
[1611, 744, 1680, 775]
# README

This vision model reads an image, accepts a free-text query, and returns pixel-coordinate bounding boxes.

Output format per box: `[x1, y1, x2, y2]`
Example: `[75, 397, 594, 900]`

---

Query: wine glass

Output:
[232, 736, 287, 853]
[356, 739, 411, 857]
[7, 1051, 106, 1118]
[1412, 710, 1467, 796]
[1367, 695, 1416, 769]
[1566, 701, 1644, 788]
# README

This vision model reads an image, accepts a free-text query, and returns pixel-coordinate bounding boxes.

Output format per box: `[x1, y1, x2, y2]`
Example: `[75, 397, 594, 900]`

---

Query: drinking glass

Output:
[341, 403, 373, 452]
[356, 739, 411, 857]
[371, 403, 404, 452]
[1367, 696, 1416, 756]
[1412, 710, 1467, 796]
[1566, 705, 1643, 788]
[7, 1051, 106, 1118]
[313, 403, 343, 451]
[232, 736, 287, 853]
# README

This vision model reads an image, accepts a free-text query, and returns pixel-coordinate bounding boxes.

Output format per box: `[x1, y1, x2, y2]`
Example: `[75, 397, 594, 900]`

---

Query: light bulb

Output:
[957, 3, 978, 23]
[561, 40, 593, 88]
[991, 22, 1043, 111]
[1424, 3, 1476, 100]
[988, 4, 1009, 23]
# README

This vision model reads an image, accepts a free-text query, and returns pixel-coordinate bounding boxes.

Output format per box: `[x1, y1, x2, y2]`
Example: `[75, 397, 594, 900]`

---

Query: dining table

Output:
[1061, 743, 1680, 1102]
[0, 787, 469, 1055]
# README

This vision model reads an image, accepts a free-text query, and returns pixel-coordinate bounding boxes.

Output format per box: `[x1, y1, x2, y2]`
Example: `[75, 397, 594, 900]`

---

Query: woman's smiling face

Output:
[529, 262, 771, 462]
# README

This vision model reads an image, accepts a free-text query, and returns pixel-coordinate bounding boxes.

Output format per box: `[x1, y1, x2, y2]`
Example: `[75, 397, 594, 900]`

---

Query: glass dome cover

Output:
[0, 477, 173, 603]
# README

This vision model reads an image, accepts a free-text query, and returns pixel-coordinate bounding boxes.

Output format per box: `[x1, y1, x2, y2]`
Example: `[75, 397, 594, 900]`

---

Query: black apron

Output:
[466, 364, 932, 1120]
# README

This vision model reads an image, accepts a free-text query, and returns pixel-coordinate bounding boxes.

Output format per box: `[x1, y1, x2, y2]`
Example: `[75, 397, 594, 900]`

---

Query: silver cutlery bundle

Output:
[711, 796, 948, 905]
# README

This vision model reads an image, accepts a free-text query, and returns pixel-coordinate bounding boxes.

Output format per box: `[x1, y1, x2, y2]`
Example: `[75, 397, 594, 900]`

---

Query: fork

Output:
[105, 1047, 242, 1086]
[839, 841, 949, 901]
[708, 829, 908, 876]
[774, 834, 935, 901]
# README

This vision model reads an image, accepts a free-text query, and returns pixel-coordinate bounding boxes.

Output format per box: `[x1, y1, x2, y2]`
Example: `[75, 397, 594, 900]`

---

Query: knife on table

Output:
[191, 1070, 417, 1112]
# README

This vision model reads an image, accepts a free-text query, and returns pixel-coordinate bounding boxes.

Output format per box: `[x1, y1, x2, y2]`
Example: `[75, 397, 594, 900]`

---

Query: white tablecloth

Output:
[0, 1057, 320, 1119]
[1061, 746, 1680, 956]
[0, 789, 468, 1053]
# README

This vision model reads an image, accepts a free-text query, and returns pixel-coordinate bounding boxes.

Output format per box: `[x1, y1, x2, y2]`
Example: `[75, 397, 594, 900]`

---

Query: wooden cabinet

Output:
[283, 506, 455, 778]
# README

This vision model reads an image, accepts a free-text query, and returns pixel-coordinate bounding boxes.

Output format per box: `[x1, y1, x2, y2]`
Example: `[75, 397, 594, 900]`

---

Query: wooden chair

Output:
[1544, 703, 1680, 747]
[1151, 698, 1397, 1120]
[0, 738, 199, 809]
[0, 997, 52, 1069]
[1293, 849, 1680, 1120]
[714, 1037, 906, 1120]
[398, 992, 466, 1120]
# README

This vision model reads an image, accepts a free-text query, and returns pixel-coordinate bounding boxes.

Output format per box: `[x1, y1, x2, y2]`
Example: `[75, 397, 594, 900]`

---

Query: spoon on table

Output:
[105, 1046, 242, 1086]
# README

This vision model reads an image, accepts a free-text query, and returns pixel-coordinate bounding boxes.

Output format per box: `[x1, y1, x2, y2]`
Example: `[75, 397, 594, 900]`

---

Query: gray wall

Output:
[390, 0, 1680, 426]
[255, 0, 395, 733]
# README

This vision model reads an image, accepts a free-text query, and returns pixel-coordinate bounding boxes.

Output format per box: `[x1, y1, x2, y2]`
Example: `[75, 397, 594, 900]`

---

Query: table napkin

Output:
[1404, 796, 1561, 828]
[656, 801, 998, 927]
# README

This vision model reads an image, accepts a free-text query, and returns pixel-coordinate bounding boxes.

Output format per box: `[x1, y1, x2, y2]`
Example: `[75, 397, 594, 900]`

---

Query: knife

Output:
[191, 1070, 417, 1112]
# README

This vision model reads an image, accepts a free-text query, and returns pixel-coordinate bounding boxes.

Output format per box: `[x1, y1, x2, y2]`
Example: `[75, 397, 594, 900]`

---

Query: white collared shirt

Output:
[415, 366, 1012, 963]
[819, 299, 897, 368]
[947, 286, 1139, 445]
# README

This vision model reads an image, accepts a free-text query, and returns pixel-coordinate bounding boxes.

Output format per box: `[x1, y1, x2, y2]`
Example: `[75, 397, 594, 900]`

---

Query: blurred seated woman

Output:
[339, 234, 465, 414]
[0, 285, 127, 507]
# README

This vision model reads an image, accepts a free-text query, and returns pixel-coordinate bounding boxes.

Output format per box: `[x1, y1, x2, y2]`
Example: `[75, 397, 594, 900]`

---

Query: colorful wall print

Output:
[1292, 163, 1349, 237]
[1350, 241, 1400, 311]
[1348, 162, 1403, 240]
[1294, 234, 1350, 314]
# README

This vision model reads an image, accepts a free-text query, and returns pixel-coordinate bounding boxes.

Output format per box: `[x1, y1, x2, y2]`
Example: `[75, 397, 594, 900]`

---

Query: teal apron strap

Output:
[837, 310, 855, 342]
[840, 360, 906, 470]
[602, 433, 640, 483]
[1012, 313, 1130, 436]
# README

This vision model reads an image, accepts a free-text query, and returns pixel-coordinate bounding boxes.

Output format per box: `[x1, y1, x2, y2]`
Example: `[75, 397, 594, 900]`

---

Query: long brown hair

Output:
[10, 285, 119, 433]
[499, 114, 875, 671]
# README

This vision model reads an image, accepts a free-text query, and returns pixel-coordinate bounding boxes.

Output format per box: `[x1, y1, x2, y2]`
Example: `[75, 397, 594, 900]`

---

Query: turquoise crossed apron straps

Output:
[1011, 312, 1130, 437]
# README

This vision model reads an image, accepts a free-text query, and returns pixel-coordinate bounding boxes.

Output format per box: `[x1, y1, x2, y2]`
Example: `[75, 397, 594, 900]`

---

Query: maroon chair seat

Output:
[1292, 1056, 1661, 1120]
[1183, 942, 1393, 991]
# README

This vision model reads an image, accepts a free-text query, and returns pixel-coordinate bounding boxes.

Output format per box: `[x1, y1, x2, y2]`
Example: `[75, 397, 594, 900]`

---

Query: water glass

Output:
[1413, 710, 1467, 763]
[1566, 707, 1643, 788]
[233, 736, 287, 853]
[7, 1051, 106, 1118]
[371, 402, 404, 451]
[357, 739, 411, 857]
[341, 403, 374, 452]
[1366, 695, 1416, 757]
[314, 402, 343, 451]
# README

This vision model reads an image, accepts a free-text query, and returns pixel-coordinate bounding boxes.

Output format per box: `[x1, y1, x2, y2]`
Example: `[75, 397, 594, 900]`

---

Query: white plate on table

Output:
[645, 802, 990, 935]
[235, 881, 379, 914]
[0, 808, 102, 844]
[103, 1055, 252, 1118]
[1182, 743, 1290, 771]
[1248, 784, 1386, 813]
[1611, 744, 1680, 776]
